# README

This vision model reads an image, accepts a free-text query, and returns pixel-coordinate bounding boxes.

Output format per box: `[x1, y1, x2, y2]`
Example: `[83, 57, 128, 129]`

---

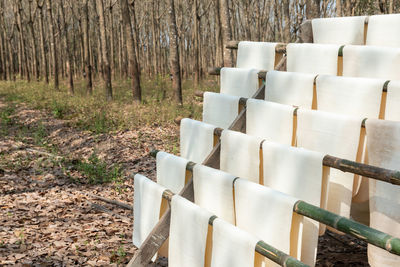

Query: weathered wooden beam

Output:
[226, 40, 240, 49]
[194, 90, 205, 97]
[297, 20, 313, 43]
[225, 41, 287, 53]
[208, 67, 222, 75]
[208, 67, 267, 79]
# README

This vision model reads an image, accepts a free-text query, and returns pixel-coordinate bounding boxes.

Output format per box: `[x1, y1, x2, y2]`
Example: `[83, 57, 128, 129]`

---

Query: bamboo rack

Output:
[129, 21, 385, 265]
[208, 66, 390, 94]
[211, 126, 400, 186]
[161, 189, 309, 267]
[208, 63, 390, 94]
[154, 151, 400, 257]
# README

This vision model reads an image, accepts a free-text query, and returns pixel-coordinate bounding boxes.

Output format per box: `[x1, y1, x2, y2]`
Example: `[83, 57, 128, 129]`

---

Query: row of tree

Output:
[0, 0, 398, 104]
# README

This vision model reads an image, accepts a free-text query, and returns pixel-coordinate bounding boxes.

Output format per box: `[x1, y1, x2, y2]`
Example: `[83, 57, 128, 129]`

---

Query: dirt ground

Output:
[0, 99, 369, 266]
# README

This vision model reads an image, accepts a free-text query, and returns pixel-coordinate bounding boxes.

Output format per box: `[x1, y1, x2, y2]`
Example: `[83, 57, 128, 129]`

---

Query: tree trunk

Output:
[215, 0, 224, 67]
[28, 0, 39, 81]
[219, 0, 233, 67]
[192, 0, 200, 86]
[15, 0, 30, 82]
[46, 0, 58, 90]
[283, 0, 291, 42]
[108, 2, 115, 79]
[0, 31, 3, 80]
[37, 1, 49, 83]
[151, 0, 158, 75]
[0, 3, 6, 80]
[336, 0, 342, 16]
[306, 0, 320, 19]
[96, 0, 113, 100]
[60, 2, 74, 94]
[167, 0, 183, 104]
[120, 0, 142, 101]
[7, 37, 15, 81]
[82, 0, 93, 94]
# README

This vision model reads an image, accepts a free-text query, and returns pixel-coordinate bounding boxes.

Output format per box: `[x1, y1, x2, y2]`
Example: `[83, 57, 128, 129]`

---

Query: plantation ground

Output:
[0, 78, 368, 266]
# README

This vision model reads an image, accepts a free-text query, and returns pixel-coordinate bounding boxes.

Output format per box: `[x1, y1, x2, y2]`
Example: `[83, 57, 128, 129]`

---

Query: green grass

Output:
[0, 104, 15, 126]
[0, 75, 218, 134]
[73, 152, 123, 184]
[32, 121, 48, 146]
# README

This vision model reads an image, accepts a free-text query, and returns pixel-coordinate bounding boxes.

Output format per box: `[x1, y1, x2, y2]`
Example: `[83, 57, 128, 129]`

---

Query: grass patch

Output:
[51, 100, 68, 119]
[33, 121, 48, 146]
[0, 76, 218, 135]
[0, 104, 15, 136]
[73, 152, 122, 184]
[0, 104, 15, 126]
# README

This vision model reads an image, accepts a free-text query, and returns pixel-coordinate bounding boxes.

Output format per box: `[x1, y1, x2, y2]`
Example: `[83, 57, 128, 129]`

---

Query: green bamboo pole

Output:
[161, 190, 309, 267]
[294, 201, 400, 256]
[151, 150, 400, 256]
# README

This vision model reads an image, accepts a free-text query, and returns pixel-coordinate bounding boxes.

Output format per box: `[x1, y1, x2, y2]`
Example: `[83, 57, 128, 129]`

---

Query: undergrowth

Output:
[0, 104, 15, 126]
[72, 152, 123, 184]
[0, 76, 218, 134]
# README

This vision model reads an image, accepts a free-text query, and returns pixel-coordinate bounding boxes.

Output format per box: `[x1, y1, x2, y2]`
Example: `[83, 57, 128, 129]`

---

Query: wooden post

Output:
[297, 20, 313, 43]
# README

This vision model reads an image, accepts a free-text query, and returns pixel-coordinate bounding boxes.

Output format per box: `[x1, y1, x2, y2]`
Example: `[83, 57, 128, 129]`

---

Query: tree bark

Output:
[219, 0, 233, 67]
[120, 0, 142, 101]
[108, 2, 115, 78]
[151, 0, 158, 75]
[46, 0, 59, 90]
[192, 0, 200, 86]
[96, 0, 113, 100]
[15, 0, 30, 82]
[60, 1, 74, 94]
[167, 0, 183, 104]
[37, 0, 48, 83]
[82, 0, 93, 94]
[389, 0, 393, 13]
[283, 0, 291, 42]
[336, 0, 342, 16]
[28, 0, 39, 81]
[0, 2, 6, 80]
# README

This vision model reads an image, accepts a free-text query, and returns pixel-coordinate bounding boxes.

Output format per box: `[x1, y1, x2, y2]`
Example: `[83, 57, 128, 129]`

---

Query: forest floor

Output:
[0, 79, 369, 266]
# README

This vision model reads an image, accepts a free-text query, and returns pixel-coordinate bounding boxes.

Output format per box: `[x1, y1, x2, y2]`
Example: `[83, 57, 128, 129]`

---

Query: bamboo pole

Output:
[294, 201, 400, 256]
[153, 153, 400, 257]
[160, 189, 309, 267]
